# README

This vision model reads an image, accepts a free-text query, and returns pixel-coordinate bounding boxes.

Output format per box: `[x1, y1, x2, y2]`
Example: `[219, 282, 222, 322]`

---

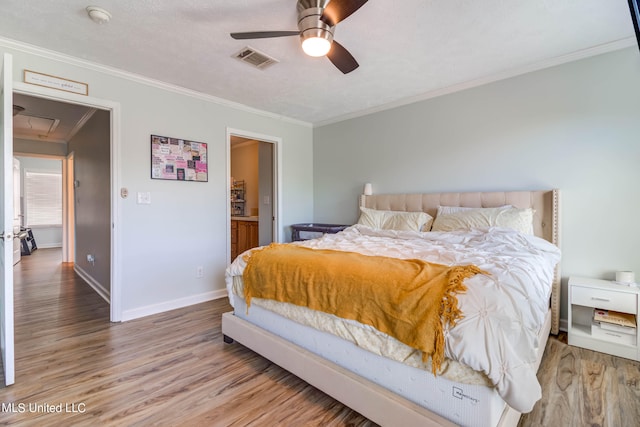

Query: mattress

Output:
[226, 225, 561, 413]
[232, 276, 493, 386]
[233, 295, 528, 427]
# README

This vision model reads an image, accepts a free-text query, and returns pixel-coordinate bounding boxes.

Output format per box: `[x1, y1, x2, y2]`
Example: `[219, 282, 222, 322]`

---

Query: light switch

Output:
[137, 192, 151, 204]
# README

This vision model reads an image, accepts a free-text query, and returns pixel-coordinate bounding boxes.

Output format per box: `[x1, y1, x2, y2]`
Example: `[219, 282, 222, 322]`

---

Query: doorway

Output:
[12, 155, 64, 263]
[228, 129, 281, 262]
[9, 83, 121, 322]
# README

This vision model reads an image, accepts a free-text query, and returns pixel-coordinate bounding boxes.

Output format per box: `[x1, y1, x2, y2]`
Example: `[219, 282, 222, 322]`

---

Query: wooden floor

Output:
[0, 249, 638, 426]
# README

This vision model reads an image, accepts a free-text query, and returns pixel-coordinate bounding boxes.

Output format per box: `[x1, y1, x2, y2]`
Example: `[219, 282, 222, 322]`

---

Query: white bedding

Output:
[225, 224, 561, 413]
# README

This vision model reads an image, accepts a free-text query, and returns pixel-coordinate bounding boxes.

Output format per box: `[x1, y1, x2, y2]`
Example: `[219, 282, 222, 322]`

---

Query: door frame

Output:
[63, 151, 75, 263]
[1, 52, 15, 385]
[226, 127, 281, 262]
[12, 82, 122, 322]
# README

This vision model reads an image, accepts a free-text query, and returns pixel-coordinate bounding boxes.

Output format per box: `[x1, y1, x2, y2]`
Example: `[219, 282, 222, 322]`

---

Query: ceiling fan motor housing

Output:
[297, 1, 335, 49]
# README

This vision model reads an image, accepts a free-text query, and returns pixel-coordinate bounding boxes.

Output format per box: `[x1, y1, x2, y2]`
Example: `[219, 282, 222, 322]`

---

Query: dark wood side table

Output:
[291, 223, 349, 242]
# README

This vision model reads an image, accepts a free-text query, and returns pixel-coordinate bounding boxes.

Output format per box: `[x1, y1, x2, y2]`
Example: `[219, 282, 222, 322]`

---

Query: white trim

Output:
[61, 154, 69, 262]
[1, 52, 15, 386]
[313, 37, 637, 127]
[12, 81, 123, 323]
[559, 318, 568, 333]
[0, 36, 311, 128]
[67, 108, 97, 143]
[13, 151, 64, 159]
[13, 82, 117, 111]
[74, 264, 110, 304]
[110, 102, 122, 322]
[121, 289, 228, 322]
[62, 151, 74, 263]
[227, 128, 283, 262]
[33, 243, 62, 249]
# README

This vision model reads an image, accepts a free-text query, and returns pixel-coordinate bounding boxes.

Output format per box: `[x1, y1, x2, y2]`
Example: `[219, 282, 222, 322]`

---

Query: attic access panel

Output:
[13, 114, 60, 139]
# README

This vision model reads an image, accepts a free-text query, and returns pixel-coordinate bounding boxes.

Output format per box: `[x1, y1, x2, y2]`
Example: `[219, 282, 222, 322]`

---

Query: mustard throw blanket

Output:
[243, 244, 485, 374]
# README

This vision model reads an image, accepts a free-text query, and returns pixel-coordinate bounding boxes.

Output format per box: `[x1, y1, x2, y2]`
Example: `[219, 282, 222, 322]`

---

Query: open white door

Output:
[0, 53, 15, 385]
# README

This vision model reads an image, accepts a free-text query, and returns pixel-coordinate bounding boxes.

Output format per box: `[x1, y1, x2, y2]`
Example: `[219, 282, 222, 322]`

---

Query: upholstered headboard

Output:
[360, 189, 562, 334]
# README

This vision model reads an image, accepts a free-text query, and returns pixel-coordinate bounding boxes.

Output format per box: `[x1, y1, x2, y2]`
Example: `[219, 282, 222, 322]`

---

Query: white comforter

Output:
[225, 225, 561, 413]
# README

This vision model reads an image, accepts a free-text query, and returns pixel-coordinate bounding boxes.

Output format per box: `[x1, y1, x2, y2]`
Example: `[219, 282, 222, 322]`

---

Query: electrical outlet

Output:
[196, 266, 204, 278]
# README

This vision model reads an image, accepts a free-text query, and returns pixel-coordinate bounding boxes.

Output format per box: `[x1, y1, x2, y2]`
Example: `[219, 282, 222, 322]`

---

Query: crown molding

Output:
[0, 36, 312, 128]
[314, 37, 637, 127]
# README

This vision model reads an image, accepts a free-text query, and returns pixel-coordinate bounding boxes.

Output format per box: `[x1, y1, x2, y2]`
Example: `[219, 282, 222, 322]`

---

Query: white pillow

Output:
[357, 207, 434, 232]
[436, 205, 512, 216]
[431, 206, 534, 235]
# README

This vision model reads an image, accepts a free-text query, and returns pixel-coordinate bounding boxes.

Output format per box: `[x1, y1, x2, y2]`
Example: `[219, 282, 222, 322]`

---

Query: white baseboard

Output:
[559, 318, 568, 333]
[74, 264, 110, 303]
[36, 243, 62, 249]
[121, 289, 228, 321]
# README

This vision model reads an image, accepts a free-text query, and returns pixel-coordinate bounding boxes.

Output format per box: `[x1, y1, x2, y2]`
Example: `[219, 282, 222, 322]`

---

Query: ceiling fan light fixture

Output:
[302, 36, 332, 57]
[298, 5, 334, 57]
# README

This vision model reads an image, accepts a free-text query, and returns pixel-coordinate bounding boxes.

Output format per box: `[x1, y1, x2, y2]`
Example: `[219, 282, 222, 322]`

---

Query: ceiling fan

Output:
[230, 0, 368, 74]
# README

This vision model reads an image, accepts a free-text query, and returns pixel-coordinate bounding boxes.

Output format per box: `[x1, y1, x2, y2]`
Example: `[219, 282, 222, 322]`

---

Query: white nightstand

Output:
[568, 277, 639, 361]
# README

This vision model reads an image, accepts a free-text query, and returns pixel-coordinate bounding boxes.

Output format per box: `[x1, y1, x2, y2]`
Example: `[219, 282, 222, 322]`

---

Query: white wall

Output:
[313, 47, 640, 322]
[15, 156, 63, 249]
[1, 39, 314, 320]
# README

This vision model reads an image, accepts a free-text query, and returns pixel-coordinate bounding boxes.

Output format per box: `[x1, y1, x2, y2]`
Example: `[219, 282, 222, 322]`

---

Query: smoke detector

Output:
[86, 6, 112, 24]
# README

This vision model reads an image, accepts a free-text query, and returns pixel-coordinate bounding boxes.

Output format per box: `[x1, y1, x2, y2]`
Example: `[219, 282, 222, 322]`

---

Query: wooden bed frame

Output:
[222, 189, 561, 427]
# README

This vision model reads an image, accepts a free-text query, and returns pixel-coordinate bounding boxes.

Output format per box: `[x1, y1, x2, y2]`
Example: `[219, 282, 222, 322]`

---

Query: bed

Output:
[222, 189, 561, 427]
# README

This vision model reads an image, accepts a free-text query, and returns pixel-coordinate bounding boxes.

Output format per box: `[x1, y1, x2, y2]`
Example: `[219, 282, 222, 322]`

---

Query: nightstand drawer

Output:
[572, 286, 637, 314]
[591, 323, 637, 346]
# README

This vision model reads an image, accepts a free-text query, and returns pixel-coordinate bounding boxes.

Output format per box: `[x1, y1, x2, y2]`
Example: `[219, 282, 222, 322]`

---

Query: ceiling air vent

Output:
[233, 47, 279, 69]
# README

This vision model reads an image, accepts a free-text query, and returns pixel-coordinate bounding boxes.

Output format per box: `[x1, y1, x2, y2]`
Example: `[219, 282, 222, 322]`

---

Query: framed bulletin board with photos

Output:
[151, 134, 208, 182]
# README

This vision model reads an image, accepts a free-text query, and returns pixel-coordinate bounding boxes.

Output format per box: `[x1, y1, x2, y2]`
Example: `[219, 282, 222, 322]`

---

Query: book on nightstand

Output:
[593, 308, 637, 331]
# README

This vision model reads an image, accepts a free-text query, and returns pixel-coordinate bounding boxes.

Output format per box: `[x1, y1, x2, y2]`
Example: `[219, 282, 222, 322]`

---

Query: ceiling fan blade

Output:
[321, 0, 368, 26]
[230, 31, 300, 40]
[327, 40, 359, 74]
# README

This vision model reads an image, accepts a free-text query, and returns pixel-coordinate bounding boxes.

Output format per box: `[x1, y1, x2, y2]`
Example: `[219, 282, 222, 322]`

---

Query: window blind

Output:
[25, 171, 62, 227]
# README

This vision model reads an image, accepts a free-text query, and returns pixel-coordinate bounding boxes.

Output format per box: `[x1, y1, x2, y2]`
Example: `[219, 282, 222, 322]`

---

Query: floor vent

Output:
[233, 47, 279, 69]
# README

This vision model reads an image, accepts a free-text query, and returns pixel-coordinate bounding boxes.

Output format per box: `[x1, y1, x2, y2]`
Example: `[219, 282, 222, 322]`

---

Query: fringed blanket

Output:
[243, 243, 485, 373]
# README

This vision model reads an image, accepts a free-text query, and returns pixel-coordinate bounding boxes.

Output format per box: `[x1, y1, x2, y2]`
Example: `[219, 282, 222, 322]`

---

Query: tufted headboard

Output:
[360, 189, 562, 334]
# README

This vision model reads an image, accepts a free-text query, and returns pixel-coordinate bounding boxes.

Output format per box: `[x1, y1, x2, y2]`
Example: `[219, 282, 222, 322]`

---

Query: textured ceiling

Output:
[0, 1, 636, 125]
